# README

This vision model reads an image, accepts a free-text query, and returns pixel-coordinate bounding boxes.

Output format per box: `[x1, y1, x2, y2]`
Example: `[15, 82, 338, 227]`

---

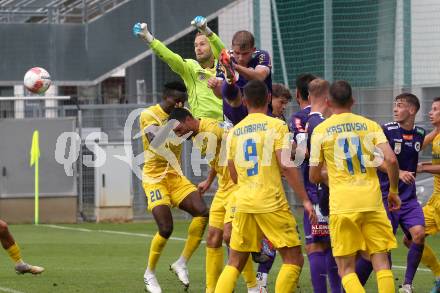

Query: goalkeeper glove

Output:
[191, 16, 212, 36]
[133, 22, 154, 43]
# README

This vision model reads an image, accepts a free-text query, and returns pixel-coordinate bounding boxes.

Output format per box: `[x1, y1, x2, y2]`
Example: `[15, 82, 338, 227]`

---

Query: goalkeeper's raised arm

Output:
[191, 16, 226, 59]
[133, 20, 223, 121]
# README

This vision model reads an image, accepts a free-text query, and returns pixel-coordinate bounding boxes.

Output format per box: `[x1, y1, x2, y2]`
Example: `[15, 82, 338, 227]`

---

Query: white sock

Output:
[144, 268, 154, 277]
[175, 256, 187, 266]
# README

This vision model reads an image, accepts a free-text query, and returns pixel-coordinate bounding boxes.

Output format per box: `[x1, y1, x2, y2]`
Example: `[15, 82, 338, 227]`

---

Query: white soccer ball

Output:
[24, 67, 51, 94]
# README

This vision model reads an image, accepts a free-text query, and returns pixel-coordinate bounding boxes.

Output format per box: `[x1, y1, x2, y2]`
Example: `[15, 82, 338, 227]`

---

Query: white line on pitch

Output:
[0, 287, 26, 293]
[44, 224, 206, 243]
[44, 225, 432, 272]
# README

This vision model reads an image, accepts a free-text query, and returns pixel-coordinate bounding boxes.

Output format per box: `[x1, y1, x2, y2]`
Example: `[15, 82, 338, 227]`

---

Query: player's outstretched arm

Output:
[191, 16, 226, 59]
[275, 149, 317, 224]
[133, 22, 188, 77]
[234, 64, 270, 82]
[377, 142, 401, 211]
[417, 162, 440, 174]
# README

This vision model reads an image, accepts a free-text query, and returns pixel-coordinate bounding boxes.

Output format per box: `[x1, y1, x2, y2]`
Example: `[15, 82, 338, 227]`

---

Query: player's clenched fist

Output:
[387, 192, 401, 211]
[132, 22, 154, 43]
[207, 77, 221, 89]
[191, 16, 212, 36]
[303, 199, 318, 225]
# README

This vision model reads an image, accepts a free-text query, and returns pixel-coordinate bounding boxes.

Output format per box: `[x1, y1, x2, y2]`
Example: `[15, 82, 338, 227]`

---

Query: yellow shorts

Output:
[143, 173, 197, 211]
[424, 194, 440, 235]
[329, 210, 397, 257]
[230, 209, 301, 252]
[209, 187, 237, 230]
[223, 192, 237, 225]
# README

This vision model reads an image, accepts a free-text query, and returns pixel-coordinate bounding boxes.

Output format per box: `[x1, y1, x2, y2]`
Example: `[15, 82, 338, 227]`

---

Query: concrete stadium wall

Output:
[0, 118, 77, 223]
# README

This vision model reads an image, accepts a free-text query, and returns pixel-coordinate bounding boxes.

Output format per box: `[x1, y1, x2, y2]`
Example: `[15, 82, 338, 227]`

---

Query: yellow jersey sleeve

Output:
[371, 121, 388, 146]
[309, 125, 325, 165]
[432, 134, 440, 194]
[274, 121, 289, 151]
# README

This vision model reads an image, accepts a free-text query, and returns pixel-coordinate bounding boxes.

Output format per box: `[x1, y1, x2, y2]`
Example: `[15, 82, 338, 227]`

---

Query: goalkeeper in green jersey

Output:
[133, 17, 224, 121]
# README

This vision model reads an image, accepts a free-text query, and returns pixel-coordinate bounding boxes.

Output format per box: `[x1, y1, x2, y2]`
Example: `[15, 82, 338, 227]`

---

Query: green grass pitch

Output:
[0, 221, 439, 292]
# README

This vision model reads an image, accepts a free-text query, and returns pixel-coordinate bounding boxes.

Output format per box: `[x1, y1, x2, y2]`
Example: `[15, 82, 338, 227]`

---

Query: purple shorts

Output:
[303, 204, 331, 245]
[384, 198, 425, 237]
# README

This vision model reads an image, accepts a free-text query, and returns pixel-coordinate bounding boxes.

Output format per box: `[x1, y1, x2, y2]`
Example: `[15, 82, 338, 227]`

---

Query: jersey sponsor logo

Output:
[402, 134, 414, 140]
[416, 128, 425, 136]
[394, 142, 402, 154]
[415, 141, 421, 152]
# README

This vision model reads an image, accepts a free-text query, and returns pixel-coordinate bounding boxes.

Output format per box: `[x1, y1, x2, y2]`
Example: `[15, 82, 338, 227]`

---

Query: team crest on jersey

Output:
[394, 142, 402, 154]
[415, 141, 421, 152]
[198, 72, 206, 80]
[258, 53, 265, 64]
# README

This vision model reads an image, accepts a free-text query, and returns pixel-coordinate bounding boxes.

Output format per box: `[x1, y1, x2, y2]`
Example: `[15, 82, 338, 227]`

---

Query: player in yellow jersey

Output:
[168, 107, 259, 293]
[415, 97, 440, 292]
[309, 80, 401, 293]
[140, 82, 209, 293]
[214, 80, 317, 293]
[0, 220, 44, 275]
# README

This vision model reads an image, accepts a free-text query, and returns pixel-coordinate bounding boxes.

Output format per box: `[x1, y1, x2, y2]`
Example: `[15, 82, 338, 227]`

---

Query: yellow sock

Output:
[214, 265, 239, 293]
[6, 243, 22, 263]
[421, 243, 440, 277]
[181, 217, 208, 261]
[206, 247, 224, 293]
[147, 232, 168, 271]
[376, 269, 395, 293]
[275, 264, 301, 293]
[341, 273, 366, 293]
[241, 254, 257, 288]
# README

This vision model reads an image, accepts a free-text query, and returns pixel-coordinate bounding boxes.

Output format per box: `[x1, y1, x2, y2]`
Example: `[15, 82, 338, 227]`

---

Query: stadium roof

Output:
[0, 0, 127, 23]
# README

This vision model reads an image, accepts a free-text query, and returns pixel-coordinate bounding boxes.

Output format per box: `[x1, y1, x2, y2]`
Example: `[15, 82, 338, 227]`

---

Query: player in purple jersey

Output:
[271, 83, 292, 122]
[289, 73, 316, 135]
[356, 94, 426, 293]
[216, 31, 273, 125]
[303, 79, 341, 293]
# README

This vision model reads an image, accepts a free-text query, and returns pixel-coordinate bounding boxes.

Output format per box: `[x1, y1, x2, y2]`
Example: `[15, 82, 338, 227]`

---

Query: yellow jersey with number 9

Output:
[227, 113, 290, 213]
[310, 112, 388, 214]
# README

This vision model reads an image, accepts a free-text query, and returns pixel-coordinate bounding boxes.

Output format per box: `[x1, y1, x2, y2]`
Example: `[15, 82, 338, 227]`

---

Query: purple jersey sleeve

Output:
[222, 100, 248, 125]
[233, 49, 273, 93]
[377, 122, 426, 202]
[289, 106, 311, 140]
